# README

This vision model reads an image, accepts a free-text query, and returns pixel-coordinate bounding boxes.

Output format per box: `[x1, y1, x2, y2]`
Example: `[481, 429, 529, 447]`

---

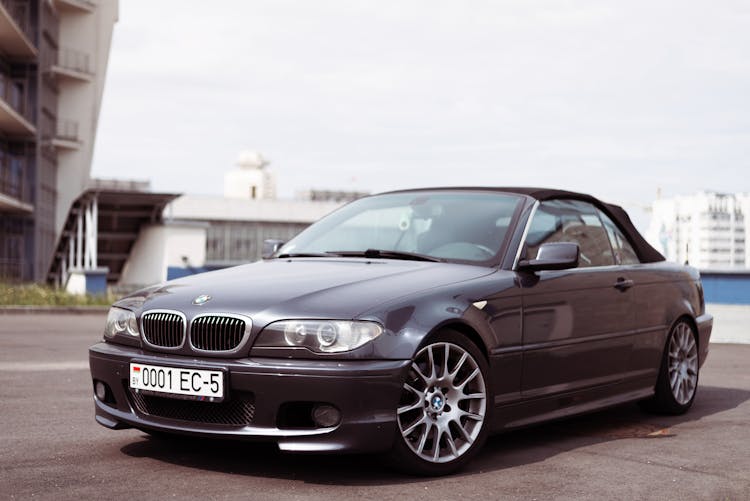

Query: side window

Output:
[525, 200, 615, 268]
[598, 210, 640, 265]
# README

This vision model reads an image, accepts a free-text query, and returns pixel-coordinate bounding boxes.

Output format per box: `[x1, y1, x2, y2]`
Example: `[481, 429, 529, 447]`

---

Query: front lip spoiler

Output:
[94, 397, 337, 438]
[94, 396, 399, 453]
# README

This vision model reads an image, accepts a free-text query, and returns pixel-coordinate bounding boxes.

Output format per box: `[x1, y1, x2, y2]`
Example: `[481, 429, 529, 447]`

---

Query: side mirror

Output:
[518, 242, 579, 272]
[262, 239, 286, 259]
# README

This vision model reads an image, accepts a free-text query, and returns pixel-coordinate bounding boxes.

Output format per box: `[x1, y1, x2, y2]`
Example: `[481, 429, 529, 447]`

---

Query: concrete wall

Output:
[119, 223, 206, 287]
[54, 0, 119, 235]
[164, 224, 207, 271]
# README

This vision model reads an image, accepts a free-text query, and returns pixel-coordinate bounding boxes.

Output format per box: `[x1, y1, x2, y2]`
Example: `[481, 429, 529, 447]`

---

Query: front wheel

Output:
[389, 331, 492, 475]
[642, 319, 699, 415]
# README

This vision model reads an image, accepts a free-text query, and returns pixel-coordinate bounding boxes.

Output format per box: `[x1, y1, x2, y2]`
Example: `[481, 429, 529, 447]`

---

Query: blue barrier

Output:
[700, 272, 750, 305]
[84, 268, 108, 295]
[167, 266, 218, 281]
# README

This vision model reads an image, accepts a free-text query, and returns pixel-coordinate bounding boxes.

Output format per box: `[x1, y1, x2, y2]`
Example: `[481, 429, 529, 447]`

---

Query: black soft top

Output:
[384, 186, 665, 263]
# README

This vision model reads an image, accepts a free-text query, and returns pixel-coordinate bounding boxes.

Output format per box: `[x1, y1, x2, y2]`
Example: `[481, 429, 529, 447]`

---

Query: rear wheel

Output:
[642, 319, 699, 415]
[389, 331, 492, 475]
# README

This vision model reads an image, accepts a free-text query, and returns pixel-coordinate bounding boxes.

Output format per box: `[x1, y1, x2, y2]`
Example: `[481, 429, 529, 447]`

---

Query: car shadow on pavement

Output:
[119, 385, 750, 485]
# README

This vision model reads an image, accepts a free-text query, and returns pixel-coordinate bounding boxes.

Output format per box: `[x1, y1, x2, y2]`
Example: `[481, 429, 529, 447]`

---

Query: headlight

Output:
[104, 307, 140, 338]
[256, 320, 383, 353]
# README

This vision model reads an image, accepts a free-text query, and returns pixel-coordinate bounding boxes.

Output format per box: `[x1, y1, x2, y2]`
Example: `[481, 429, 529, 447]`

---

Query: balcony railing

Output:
[0, 71, 33, 124]
[40, 115, 80, 148]
[0, 258, 23, 281]
[0, 0, 35, 47]
[56, 118, 79, 142]
[55, 47, 93, 76]
[0, 154, 31, 204]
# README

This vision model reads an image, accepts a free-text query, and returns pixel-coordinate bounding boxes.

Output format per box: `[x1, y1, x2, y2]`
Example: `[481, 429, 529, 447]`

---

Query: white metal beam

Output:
[84, 200, 92, 270]
[76, 210, 83, 270]
[92, 196, 98, 268]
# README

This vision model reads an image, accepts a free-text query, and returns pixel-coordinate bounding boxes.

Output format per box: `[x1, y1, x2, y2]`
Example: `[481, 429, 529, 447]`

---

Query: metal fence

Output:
[0, 156, 30, 204]
[0, 258, 22, 282]
[0, 72, 33, 123]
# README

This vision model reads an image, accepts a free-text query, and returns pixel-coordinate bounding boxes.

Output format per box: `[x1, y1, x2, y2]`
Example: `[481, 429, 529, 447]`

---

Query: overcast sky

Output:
[91, 0, 749, 225]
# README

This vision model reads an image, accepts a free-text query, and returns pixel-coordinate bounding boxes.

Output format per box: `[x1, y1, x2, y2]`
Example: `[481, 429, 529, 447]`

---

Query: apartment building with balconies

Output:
[646, 191, 747, 270]
[0, 0, 117, 282]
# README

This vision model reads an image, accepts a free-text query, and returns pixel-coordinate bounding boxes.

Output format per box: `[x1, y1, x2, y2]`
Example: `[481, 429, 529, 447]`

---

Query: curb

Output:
[0, 306, 109, 315]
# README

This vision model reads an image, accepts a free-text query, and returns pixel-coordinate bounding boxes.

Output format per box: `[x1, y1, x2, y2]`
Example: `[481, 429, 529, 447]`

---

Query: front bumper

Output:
[89, 341, 410, 453]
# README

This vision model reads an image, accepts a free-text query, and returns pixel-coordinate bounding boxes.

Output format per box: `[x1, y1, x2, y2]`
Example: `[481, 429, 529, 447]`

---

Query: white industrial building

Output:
[646, 191, 749, 270]
[116, 151, 352, 289]
[119, 195, 342, 287]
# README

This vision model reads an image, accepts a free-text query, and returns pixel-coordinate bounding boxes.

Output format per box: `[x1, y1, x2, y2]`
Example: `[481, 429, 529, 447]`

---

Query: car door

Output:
[519, 199, 636, 398]
[599, 209, 666, 382]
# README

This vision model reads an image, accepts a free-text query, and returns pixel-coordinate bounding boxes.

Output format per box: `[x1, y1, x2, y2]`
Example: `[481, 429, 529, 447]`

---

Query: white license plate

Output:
[129, 363, 224, 401]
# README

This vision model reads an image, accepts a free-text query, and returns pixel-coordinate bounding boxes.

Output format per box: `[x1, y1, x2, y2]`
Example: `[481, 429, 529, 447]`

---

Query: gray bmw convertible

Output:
[89, 187, 712, 475]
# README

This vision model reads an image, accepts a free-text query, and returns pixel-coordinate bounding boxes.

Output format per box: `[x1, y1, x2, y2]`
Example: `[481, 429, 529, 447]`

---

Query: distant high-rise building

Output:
[0, 0, 118, 282]
[646, 191, 747, 270]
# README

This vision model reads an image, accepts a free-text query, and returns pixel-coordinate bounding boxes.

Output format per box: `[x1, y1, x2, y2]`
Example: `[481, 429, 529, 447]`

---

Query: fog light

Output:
[311, 404, 341, 428]
[95, 381, 107, 401]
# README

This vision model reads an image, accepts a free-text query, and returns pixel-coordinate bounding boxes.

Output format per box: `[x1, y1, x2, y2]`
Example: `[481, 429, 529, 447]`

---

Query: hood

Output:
[119, 258, 496, 327]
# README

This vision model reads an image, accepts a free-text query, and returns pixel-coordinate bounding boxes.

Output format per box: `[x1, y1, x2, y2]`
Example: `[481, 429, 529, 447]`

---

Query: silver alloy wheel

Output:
[668, 322, 699, 405]
[396, 342, 487, 464]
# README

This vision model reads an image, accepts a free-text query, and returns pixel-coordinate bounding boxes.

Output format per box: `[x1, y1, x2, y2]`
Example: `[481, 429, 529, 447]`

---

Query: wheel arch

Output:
[660, 292, 700, 347]
[422, 320, 491, 362]
[669, 313, 700, 363]
[642, 312, 701, 415]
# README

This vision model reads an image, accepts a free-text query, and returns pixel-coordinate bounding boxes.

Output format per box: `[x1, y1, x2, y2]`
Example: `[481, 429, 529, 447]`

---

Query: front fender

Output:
[360, 271, 521, 360]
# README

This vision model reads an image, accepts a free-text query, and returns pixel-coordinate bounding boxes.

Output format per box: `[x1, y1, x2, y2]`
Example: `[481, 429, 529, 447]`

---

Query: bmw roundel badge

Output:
[192, 294, 212, 306]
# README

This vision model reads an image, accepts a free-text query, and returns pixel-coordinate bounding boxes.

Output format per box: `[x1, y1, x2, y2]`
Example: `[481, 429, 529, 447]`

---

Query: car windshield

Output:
[277, 191, 523, 263]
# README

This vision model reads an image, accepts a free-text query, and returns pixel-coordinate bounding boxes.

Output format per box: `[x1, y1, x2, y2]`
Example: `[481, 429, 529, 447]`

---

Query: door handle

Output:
[613, 278, 634, 291]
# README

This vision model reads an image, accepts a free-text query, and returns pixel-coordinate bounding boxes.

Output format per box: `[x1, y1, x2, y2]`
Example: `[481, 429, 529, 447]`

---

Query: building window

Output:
[205, 221, 309, 264]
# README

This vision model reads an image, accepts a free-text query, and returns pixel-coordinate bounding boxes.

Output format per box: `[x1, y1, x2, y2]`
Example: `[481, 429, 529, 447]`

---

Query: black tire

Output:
[640, 319, 699, 415]
[387, 330, 493, 476]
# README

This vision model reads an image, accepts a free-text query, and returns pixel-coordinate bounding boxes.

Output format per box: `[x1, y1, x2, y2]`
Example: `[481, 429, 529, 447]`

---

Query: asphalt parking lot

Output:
[1, 313, 749, 500]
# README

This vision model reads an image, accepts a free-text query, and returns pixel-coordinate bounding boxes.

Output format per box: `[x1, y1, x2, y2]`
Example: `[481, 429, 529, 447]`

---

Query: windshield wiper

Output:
[329, 249, 443, 262]
[276, 252, 337, 258]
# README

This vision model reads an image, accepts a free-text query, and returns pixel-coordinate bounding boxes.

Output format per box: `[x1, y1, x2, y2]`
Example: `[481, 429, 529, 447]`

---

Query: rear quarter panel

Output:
[628, 262, 704, 380]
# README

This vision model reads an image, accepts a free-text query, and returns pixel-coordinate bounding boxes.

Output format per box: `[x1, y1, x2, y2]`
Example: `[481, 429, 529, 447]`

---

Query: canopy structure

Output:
[48, 189, 179, 286]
